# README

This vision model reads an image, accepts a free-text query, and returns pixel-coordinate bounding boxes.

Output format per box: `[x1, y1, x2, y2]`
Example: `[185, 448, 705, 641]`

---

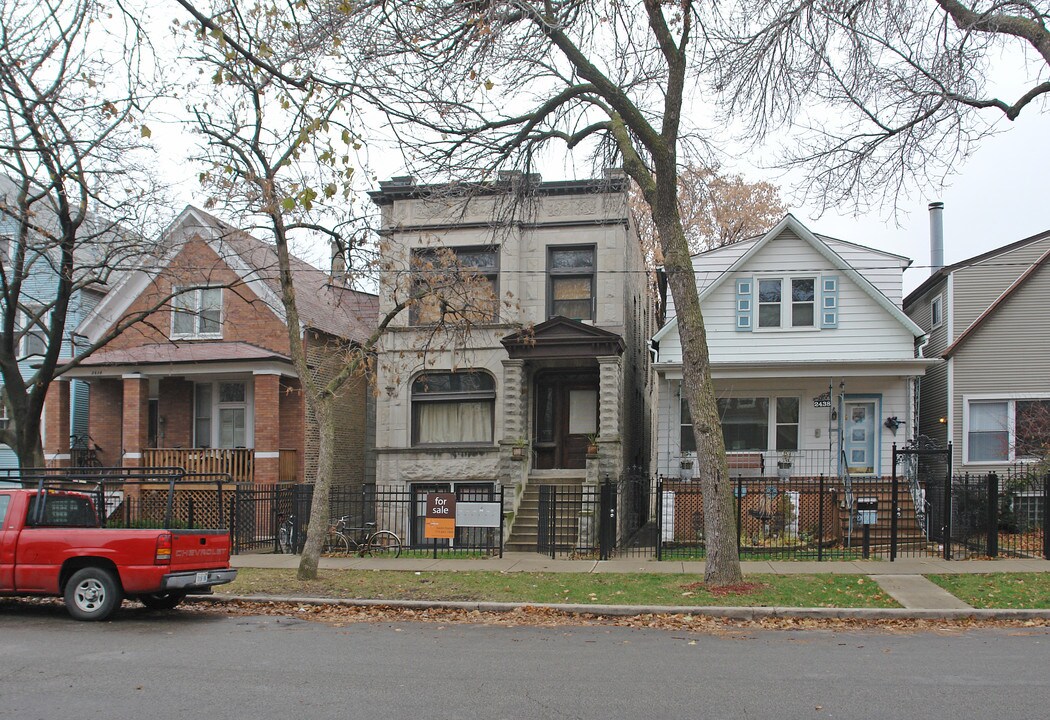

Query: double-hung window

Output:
[967, 398, 1050, 462]
[411, 371, 495, 445]
[172, 287, 222, 339]
[757, 277, 816, 329]
[19, 303, 48, 357]
[410, 246, 499, 325]
[548, 245, 596, 321]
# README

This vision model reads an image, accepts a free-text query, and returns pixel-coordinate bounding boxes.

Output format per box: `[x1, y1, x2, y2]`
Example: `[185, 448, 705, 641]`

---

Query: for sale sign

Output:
[424, 493, 457, 539]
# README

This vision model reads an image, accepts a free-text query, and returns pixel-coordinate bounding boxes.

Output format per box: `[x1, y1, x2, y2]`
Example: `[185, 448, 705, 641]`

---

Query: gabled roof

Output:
[78, 205, 377, 345]
[652, 214, 924, 343]
[904, 227, 1050, 308]
[942, 241, 1050, 358]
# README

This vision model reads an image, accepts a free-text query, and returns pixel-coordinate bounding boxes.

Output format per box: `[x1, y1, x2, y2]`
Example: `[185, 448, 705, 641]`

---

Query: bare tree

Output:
[630, 165, 786, 263]
[352, 1, 744, 584]
[716, 0, 1050, 212]
[178, 3, 507, 579]
[0, 0, 171, 467]
[177, 0, 746, 584]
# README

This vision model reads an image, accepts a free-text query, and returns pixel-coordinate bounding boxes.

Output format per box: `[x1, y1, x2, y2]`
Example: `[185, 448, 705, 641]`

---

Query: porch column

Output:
[597, 355, 622, 441]
[596, 355, 624, 483]
[44, 379, 71, 467]
[253, 371, 281, 484]
[498, 359, 528, 510]
[501, 359, 527, 443]
[121, 373, 150, 468]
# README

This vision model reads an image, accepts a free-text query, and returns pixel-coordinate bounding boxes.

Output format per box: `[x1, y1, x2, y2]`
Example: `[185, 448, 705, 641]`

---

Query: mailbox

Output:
[855, 498, 878, 525]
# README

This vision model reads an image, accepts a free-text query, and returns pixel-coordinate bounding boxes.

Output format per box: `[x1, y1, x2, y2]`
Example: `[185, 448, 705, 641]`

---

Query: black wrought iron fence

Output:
[950, 470, 1049, 560]
[229, 482, 503, 557]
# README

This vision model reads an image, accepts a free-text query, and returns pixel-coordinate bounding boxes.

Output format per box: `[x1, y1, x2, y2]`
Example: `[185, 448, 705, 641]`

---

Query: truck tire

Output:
[64, 567, 123, 621]
[139, 592, 186, 611]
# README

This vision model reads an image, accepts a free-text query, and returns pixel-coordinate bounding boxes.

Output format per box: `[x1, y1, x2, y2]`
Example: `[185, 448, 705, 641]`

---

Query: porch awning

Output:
[62, 341, 294, 378]
[654, 357, 939, 380]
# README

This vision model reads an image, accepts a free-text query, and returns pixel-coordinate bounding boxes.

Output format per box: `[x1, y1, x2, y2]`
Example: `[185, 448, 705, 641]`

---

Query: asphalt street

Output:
[1, 601, 1048, 720]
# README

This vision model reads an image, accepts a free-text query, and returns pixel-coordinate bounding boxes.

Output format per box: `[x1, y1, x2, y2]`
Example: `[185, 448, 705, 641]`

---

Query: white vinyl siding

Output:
[657, 232, 917, 364]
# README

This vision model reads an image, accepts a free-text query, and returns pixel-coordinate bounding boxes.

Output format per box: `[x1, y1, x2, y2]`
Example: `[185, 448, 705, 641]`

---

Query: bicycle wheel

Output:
[366, 530, 401, 558]
[322, 531, 351, 556]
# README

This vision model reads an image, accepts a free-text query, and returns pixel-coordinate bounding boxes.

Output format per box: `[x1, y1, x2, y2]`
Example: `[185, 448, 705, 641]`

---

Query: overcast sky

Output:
[153, 5, 1049, 300]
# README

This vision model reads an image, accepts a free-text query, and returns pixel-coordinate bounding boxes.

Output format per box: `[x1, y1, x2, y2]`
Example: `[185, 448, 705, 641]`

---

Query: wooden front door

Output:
[533, 372, 599, 470]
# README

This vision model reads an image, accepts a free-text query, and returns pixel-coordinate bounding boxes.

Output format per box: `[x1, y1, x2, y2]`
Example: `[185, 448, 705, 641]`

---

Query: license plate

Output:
[195, 572, 210, 584]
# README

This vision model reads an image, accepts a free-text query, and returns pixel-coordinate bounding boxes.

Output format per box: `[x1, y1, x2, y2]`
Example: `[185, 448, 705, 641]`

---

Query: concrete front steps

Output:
[505, 472, 586, 554]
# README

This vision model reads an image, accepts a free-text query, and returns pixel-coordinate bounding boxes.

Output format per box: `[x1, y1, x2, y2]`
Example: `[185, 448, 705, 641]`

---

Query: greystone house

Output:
[369, 172, 655, 551]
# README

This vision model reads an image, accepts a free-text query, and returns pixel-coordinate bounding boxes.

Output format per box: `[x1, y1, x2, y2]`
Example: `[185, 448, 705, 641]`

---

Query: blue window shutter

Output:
[821, 276, 838, 328]
[736, 278, 753, 331]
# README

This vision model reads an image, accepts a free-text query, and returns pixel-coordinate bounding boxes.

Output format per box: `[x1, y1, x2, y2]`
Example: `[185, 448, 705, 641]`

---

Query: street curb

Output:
[194, 594, 1050, 621]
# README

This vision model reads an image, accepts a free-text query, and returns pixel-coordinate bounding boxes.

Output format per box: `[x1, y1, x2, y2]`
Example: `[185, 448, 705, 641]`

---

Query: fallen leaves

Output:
[194, 599, 1050, 634]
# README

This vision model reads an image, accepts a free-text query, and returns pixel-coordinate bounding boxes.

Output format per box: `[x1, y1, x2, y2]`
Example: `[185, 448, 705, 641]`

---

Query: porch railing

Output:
[142, 448, 255, 483]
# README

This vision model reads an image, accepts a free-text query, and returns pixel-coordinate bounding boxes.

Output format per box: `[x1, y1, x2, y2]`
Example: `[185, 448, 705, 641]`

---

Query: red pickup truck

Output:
[0, 487, 237, 621]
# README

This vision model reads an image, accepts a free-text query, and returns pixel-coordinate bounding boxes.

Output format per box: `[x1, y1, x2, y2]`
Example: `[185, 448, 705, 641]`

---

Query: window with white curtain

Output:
[411, 371, 495, 445]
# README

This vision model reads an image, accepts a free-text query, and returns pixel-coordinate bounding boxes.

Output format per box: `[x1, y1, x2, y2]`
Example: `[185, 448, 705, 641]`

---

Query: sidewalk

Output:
[226, 552, 1050, 615]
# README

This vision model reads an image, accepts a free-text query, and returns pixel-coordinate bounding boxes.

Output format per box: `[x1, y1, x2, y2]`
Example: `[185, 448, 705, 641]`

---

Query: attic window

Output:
[172, 287, 222, 339]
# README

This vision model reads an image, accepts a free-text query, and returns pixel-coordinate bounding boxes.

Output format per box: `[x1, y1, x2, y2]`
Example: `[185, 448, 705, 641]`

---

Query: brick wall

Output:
[279, 377, 305, 482]
[102, 237, 291, 355]
[88, 379, 123, 467]
[157, 378, 194, 448]
[303, 331, 371, 487]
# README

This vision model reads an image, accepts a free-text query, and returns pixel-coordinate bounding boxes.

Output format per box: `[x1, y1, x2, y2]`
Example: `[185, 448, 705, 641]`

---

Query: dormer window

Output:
[172, 287, 222, 339]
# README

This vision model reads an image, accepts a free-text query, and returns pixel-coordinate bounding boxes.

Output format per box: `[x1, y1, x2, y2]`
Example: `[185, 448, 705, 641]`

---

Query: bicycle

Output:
[324, 516, 402, 558]
[276, 513, 295, 554]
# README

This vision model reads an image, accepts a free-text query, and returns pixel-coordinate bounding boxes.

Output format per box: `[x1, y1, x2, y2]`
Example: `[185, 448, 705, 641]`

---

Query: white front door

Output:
[843, 400, 877, 475]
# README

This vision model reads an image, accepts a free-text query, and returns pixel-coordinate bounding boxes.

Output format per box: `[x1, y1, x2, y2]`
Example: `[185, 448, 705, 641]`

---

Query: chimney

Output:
[928, 201, 944, 274]
[330, 239, 346, 283]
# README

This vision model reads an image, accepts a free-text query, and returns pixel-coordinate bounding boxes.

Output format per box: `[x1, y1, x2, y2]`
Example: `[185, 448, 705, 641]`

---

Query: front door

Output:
[533, 372, 599, 470]
[843, 400, 878, 475]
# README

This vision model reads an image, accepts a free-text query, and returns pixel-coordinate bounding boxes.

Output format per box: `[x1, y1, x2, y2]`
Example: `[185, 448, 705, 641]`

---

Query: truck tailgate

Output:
[169, 530, 231, 571]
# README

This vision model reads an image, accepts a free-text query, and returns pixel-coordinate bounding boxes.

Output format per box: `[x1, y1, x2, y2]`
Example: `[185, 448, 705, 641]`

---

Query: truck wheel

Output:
[139, 592, 186, 611]
[64, 567, 123, 621]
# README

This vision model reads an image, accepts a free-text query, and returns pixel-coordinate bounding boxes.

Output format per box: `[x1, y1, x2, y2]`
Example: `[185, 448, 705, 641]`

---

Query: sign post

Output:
[425, 493, 456, 558]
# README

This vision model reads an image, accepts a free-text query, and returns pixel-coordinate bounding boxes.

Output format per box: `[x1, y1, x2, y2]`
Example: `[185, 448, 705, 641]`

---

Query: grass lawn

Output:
[222, 569, 899, 608]
[926, 573, 1050, 609]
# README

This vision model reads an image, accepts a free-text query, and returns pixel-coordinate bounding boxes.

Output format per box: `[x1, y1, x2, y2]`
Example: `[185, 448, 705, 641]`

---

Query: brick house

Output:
[52, 206, 377, 485]
[369, 172, 655, 550]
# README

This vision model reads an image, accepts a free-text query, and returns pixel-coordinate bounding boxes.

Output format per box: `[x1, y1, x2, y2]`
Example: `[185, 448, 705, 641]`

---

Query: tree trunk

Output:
[298, 399, 334, 580]
[651, 175, 743, 587]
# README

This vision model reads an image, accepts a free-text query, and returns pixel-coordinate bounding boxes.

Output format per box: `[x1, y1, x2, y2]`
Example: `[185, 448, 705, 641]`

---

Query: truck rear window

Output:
[26, 495, 99, 528]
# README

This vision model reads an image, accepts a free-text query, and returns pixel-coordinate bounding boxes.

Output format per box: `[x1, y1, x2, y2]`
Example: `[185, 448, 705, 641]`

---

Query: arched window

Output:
[411, 371, 495, 445]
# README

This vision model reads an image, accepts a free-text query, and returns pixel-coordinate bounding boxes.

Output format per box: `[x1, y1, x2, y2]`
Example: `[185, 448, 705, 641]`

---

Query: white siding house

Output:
[652, 215, 934, 482]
